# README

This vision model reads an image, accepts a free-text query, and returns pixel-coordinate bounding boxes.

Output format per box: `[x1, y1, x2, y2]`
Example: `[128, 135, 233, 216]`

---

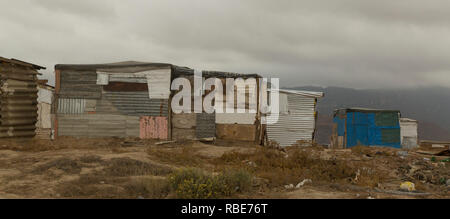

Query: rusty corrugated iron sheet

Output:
[140, 116, 168, 140]
[0, 57, 42, 138]
[103, 91, 169, 117]
[196, 113, 216, 139]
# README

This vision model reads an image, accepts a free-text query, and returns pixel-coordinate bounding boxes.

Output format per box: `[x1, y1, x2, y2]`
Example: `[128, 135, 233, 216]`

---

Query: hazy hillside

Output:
[289, 86, 450, 145]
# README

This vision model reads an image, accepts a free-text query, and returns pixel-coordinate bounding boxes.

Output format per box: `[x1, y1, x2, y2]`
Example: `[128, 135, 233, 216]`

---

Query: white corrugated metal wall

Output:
[400, 118, 418, 149]
[267, 93, 317, 147]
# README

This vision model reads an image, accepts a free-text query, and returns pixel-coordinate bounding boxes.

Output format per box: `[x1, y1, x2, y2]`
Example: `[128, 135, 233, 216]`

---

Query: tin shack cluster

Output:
[0, 57, 421, 149]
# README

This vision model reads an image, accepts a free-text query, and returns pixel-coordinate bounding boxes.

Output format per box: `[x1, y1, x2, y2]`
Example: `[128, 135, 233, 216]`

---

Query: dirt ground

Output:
[0, 137, 448, 199]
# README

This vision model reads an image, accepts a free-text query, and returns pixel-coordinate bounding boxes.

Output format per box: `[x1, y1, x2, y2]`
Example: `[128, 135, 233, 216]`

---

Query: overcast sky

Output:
[1, 0, 450, 89]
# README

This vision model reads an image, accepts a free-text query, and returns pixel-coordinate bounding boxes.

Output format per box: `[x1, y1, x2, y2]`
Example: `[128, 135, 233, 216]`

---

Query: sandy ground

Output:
[0, 138, 448, 199]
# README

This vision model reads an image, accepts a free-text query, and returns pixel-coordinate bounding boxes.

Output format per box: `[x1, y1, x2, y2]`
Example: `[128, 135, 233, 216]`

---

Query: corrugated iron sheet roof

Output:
[202, 70, 261, 79]
[0, 56, 46, 70]
[55, 61, 261, 78]
[278, 89, 324, 98]
[334, 108, 400, 114]
[400, 118, 418, 123]
[55, 61, 175, 72]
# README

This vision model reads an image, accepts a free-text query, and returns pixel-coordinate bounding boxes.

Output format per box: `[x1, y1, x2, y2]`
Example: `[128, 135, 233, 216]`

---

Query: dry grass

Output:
[32, 158, 82, 175]
[55, 157, 173, 199]
[147, 146, 209, 167]
[102, 158, 173, 177]
[57, 181, 127, 198]
[0, 137, 127, 152]
[214, 147, 386, 188]
[79, 155, 103, 164]
[124, 177, 171, 199]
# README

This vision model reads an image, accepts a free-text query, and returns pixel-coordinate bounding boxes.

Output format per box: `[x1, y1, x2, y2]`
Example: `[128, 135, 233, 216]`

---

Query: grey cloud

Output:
[1, 0, 449, 89]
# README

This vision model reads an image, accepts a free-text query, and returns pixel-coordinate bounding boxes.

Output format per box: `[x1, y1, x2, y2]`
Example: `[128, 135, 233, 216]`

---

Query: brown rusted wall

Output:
[216, 124, 256, 141]
[140, 116, 168, 140]
[171, 113, 196, 140]
[103, 82, 148, 92]
[0, 60, 40, 138]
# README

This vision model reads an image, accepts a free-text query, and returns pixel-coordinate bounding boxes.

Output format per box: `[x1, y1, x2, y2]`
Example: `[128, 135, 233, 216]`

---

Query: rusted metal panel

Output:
[0, 60, 40, 138]
[216, 124, 256, 141]
[196, 113, 216, 139]
[103, 91, 168, 117]
[140, 116, 168, 140]
[172, 113, 196, 129]
[103, 82, 148, 92]
[57, 114, 140, 138]
[59, 70, 102, 99]
[216, 112, 257, 125]
[57, 98, 86, 114]
[96, 68, 171, 99]
[172, 128, 196, 140]
[267, 93, 318, 147]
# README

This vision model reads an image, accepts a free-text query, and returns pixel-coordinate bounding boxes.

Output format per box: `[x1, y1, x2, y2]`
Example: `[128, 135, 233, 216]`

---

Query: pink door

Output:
[140, 116, 168, 140]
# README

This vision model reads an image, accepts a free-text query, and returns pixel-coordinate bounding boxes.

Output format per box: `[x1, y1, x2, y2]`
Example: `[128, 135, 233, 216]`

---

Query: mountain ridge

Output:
[287, 86, 450, 144]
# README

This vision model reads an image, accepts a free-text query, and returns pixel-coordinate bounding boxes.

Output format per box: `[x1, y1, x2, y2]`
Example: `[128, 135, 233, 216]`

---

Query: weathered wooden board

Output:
[216, 124, 256, 141]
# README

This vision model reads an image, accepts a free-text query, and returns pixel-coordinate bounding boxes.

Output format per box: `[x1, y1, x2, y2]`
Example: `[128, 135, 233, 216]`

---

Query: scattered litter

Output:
[155, 141, 176, 145]
[397, 151, 408, 157]
[416, 149, 450, 156]
[353, 169, 361, 182]
[435, 149, 450, 156]
[400, 182, 416, 192]
[247, 161, 257, 168]
[375, 188, 431, 197]
[284, 184, 294, 189]
[296, 179, 312, 188]
[440, 158, 450, 163]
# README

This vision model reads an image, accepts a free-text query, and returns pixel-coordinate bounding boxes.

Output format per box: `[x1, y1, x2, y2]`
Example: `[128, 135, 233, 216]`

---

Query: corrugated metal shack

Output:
[205, 71, 262, 143]
[54, 61, 189, 139]
[54, 61, 264, 142]
[159, 70, 263, 143]
[399, 118, 418, 149]
[36, 80, 54, 139]
[331, 108, 401, 149]
[266, 89, 324, 147]
[0, 57, 45, 138]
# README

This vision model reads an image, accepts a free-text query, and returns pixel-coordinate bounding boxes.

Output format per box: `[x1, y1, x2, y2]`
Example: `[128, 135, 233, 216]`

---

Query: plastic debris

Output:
[284, 184, 294, 189]
[397, 151, 408, 157]
[400, 182, 416, 192]
[296, 179, 312, 188]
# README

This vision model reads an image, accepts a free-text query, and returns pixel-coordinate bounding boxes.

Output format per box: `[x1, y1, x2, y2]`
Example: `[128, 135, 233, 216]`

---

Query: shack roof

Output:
[0, 56, 46, 70]
[55, 61, 174, 72]
[278, 89, 324, 98]
[399, 118, 418, 123]
[335, 108, 400, 114]
[55, 61, 261, 78]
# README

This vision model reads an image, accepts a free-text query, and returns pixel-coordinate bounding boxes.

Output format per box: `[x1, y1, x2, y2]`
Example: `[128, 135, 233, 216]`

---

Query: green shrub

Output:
[168, 168, 252, 199]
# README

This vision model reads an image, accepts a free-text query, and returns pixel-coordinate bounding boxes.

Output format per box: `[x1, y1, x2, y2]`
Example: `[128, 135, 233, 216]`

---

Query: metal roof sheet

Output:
[0, 56, 46, 70]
